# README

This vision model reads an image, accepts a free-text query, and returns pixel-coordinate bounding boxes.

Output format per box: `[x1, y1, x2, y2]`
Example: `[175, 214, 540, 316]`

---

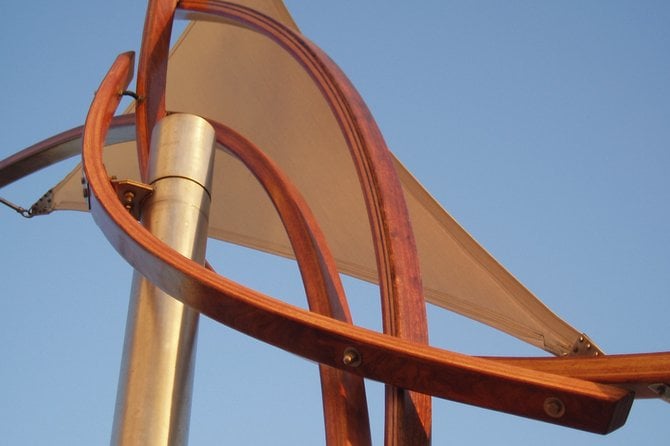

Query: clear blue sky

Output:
[1, 1, 668, 444]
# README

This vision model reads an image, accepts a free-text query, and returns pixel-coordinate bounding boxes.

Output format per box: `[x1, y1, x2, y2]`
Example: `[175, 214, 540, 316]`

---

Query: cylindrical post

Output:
[111, 114, 216, 445]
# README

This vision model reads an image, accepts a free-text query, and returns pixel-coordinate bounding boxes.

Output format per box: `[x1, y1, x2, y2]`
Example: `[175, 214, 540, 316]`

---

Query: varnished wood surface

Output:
[82, 49, 634, 435]
[0, 114, 134, 189]
[488, 352, 670, 399]
[3, 1, 666, 441]
[3, 115, 667, 404]
[210, 121, 372, 445]
[177, 2, 432, 442]
[137, 2, 373, 441]
[1, 119, 667, 408]
[136, 0, 178, 179]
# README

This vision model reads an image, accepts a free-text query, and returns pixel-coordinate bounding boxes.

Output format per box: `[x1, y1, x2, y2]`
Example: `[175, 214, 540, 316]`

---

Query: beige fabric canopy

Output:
[40, 0, 595, 357]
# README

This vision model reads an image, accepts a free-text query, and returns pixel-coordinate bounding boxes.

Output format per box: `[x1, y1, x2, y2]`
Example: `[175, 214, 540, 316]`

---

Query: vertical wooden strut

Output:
[136, 0, 178, 180]
[177, 2, 433, 443]
[133, 1, 374, 443]
[210, 121, 372, 446]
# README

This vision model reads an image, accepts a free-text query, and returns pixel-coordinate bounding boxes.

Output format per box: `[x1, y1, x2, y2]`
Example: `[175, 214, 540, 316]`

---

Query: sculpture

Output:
[1, 1, 667, 444]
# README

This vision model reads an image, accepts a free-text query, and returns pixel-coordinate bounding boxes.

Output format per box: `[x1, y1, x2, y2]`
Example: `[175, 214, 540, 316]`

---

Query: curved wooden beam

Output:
[4, 115, 667, 404]
[136, 0, 178, 179]
[2, 112, 666, 407]
[210, 120, 371, 445]
[137, 0, 376, 436]
[0, 108, 374, 444]
[82, 51, 634, 436]
[487, 352, 670, 399]
[177, 2, 431, 442]
[5, 3, 663, 440]
[0, 114, 135, 189]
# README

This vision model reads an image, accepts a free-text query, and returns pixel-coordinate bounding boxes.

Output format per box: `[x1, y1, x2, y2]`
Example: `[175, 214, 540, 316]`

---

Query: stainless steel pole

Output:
[111, 114, 216, 446]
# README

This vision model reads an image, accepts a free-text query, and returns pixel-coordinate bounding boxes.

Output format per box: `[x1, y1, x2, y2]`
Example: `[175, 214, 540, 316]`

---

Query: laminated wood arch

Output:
[2, 1, 669, 444]
[135, 0, 432, 442]
[82, 11, 633, 442]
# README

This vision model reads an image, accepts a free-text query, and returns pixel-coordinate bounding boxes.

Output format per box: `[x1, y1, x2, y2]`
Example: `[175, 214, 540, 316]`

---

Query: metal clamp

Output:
[568, 333, 604, 357]
[0, 196, 34, 218]
[110, 178, 153, 220]
[649, 383, 670, 404]
[28, 189, 55, 216]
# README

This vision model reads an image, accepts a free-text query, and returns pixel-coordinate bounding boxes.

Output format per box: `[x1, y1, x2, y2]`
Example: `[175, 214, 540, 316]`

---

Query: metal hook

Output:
[0, 196, 33, 218]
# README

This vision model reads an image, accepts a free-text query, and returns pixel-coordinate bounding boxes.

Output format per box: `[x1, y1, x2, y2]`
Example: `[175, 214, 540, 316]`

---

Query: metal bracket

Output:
[649, 383, 670, 404]
[568, 333, 604, 357]
[28, 189, 55, 216]
[110, 178, 153, 220]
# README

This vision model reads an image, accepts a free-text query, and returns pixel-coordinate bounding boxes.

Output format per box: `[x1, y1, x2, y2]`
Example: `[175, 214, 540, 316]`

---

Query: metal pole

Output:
[111, 114, 216, 446]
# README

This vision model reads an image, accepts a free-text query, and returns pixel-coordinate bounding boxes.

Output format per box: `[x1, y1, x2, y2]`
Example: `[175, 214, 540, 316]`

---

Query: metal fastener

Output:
[543, 397, 566, 418]
[342, 347, 361, 367]
[123, 191, 136, 209]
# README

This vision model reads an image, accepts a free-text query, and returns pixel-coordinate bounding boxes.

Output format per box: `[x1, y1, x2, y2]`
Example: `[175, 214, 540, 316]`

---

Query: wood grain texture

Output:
[0, 115, 135, 189]
[177, 2, 431, 443]
[3, 115, 665, 404]
[2, 3, 667, 439]
[210, 121, 372, 445]
[145, 1, 374, 441]
[136, 0, 178, 179]
[487, 352, 670, 399]
[82, 51, 634, 436]
[8, 2, 661, 439]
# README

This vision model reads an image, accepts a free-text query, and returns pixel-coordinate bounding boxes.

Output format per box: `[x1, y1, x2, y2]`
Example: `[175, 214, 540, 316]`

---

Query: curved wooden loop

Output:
[3, 118, 668, 402]
[177, 1, 431, 442]
[4, 1, 660, 439]
[210, 120, 371, 445]
[82, 50, 634, 435]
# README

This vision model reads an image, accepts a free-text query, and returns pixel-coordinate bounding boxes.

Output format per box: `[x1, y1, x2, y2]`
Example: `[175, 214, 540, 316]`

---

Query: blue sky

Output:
[1, 1, 668, 444]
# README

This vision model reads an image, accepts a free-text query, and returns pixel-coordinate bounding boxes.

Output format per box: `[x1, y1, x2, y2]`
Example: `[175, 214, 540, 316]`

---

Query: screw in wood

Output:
[543, 397, 566, 418]
[342, 347, 362, 367]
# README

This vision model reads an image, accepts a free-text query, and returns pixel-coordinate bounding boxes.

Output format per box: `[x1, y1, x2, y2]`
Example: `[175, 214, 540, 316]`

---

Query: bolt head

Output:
[342, 347, 361, 367]
[543, 397, 566, 418]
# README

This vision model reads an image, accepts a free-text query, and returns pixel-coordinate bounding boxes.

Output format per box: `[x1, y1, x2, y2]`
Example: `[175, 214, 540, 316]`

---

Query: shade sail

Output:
[38, 0, 593, 356]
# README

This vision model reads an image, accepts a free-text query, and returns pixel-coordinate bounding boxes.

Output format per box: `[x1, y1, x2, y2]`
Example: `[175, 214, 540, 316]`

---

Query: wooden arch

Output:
[2, 1, 669, 444]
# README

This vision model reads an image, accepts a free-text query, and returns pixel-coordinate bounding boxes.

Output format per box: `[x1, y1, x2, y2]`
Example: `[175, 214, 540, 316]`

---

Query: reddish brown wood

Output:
[140, 0, 376, 438]
[5, 112, 666, 391]
[210, 121, 372, 445]
[487, 352, 670, 399]
[0, 116, 135, 189]
[4, 5, 668, 436]
[136, 0, 178, 179]
[177, 2, 431, 443]
[83, 51, 634, 435]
